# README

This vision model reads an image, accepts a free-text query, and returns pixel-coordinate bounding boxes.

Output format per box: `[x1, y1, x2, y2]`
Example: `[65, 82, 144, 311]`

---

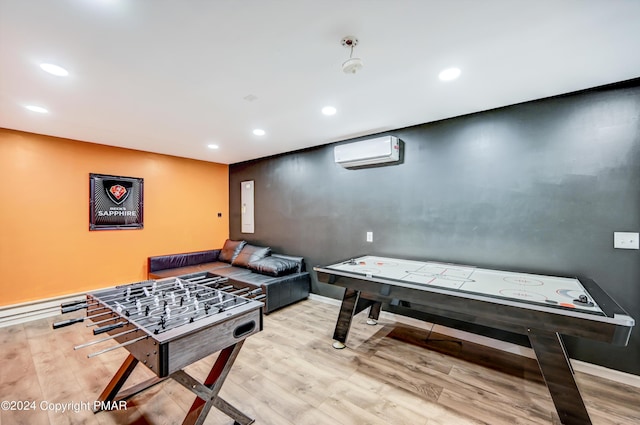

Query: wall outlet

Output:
[613, 232, 639, 250]
[366, 231, 373, 242]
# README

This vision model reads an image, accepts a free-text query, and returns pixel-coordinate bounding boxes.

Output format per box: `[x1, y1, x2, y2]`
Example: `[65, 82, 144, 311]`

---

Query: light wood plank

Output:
[0, 298, 638, 424]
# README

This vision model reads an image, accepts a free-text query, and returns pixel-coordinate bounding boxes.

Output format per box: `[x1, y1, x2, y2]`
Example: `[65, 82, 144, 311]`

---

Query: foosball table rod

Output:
[87, 335, 148, 358]
[83, 287, 243, 330]
[77, 293, 262, 350]
[74, 328, 139, 351]
[52, 308, 113, 329]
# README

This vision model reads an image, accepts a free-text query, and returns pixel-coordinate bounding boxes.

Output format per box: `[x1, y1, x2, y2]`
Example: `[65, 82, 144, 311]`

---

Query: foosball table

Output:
[54, 273, 264, 425]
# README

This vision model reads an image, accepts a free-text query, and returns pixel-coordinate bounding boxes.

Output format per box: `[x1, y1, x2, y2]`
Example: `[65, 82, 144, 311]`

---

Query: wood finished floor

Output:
[1, 298, 639, 425]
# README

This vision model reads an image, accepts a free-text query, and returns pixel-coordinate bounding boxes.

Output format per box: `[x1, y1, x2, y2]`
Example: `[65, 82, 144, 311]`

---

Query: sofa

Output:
[147, 239, 310, 313]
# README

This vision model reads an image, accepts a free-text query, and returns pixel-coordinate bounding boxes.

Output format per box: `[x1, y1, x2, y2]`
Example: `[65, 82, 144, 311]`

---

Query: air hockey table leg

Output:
[366, 302, 382, 325]
[528, 329, 592, 425]
[333, 289, 380, 348]
[332, 288, 360, 348]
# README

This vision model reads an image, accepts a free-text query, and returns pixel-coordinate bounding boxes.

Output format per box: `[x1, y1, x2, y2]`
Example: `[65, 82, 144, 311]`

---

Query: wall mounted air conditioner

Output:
[334, 136, 400, 168]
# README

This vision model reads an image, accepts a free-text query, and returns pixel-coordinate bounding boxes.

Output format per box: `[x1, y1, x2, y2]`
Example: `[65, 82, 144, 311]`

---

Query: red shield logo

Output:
[104, 181, 132, 205]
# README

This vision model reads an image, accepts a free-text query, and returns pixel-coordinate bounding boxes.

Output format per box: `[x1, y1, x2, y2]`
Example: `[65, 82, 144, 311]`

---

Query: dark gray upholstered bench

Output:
[147, 240, 310, 313]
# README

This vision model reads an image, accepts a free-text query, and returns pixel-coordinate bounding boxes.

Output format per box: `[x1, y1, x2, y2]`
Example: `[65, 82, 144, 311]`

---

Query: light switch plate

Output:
[366, 231, 373, 242]
[614, 232, 639, 250]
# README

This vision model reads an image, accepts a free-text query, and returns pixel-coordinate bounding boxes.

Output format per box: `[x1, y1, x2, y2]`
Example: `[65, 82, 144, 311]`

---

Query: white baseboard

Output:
[308, 293, 640, 388]
[0, 293, 86, 328]
[309, 293, 341, 306]
[0, 284, 117, 329]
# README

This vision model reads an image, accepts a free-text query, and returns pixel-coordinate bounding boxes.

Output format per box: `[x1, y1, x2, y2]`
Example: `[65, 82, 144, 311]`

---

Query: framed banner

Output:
[89, 173, 144, 230]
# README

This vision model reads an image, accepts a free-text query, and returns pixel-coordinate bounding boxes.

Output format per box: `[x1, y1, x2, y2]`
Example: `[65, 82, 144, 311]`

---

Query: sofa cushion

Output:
[232, 244, 271, 267]
[247, 256, 300, 277]
[149, 261, 230, 279]
[211, 265, 254, 278]
[271, 254, 305, 273]
[218, 239, 247, 263]
[148, 249, 220, 273]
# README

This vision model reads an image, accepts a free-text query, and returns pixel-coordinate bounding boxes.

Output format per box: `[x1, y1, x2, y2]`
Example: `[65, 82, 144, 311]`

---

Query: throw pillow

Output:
[247, 256, 299, 277]
[218, 239, 247, 263]
[232, 245, 271, 267]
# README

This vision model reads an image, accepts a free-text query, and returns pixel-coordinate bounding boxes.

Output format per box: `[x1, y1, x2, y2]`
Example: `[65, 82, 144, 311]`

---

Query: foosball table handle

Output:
[52, 317, 85, 329]
[60, 299, 86, 308]
[61, 303, 88, 313]
[93, 321, 126, 335]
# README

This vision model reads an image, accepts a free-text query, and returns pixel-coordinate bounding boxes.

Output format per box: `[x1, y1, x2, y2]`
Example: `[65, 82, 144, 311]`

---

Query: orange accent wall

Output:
[0, 128, 229, 306]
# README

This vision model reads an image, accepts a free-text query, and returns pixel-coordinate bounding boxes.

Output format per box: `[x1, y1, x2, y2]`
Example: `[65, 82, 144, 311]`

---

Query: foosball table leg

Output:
[176, 340, 254, 425]
[93, 354, 138, 412]
[93, 353, 167, 413]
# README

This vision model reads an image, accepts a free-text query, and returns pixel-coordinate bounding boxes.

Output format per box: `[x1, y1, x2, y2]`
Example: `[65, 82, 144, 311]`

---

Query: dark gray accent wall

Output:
[230, 80, 640, 375]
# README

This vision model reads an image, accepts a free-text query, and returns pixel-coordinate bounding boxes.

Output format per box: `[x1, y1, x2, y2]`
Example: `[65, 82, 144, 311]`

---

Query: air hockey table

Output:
[314, 255, 635, 425]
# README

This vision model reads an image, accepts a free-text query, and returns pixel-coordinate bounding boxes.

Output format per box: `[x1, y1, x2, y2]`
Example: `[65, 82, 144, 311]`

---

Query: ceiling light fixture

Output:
[439, 67, 461, 81]
[25, 105, 49, 113]
[322, 106, 337, 116]
[341, 36, 363, 74]
[253, 129, 265, 136]
[40, 63, 69, 76]
[207, 144, 219, 149]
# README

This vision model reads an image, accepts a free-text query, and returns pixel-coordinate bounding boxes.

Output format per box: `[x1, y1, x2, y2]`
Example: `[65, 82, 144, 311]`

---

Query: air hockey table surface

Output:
[325, 255, 612, 316]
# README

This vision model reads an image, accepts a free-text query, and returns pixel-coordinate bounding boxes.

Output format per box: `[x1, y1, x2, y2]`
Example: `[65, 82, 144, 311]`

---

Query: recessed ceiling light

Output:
[25, 105, 49, 113]
[322, 106, 337, 116]
[40, 63, 69, 77]
[439, 67, 461, 81]
[253, 129, 266, 136]
[207, 144, 219, 149]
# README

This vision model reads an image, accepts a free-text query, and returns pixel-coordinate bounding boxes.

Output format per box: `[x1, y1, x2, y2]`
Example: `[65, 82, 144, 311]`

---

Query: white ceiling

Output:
[1, 1, 639, 165]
